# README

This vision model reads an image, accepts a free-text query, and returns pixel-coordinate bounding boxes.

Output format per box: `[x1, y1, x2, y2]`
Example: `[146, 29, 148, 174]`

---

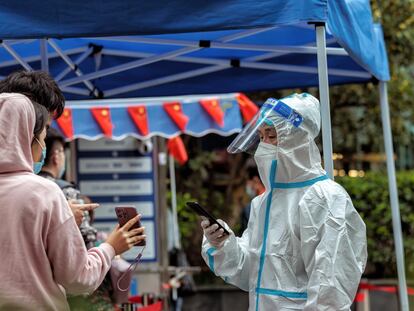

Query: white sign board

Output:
[79, 157, 152, 174]
[78, 137, 139, 151]
[76, 137, 158, 262]
[94, 202, 154, 219]
[80, 180, 153, 196]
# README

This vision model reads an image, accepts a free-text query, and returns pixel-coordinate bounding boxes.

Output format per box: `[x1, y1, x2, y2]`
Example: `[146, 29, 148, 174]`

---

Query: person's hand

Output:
[105, 215, 146, 255]
[68, 199, 100, 226]
[201, 217, 230, 249]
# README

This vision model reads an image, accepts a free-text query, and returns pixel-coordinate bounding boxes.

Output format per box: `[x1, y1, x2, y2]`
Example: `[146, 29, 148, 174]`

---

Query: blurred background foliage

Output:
[337, 172, 414, 279]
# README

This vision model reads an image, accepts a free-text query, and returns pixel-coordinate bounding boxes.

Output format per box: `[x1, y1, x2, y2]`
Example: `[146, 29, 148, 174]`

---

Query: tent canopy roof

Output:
[0, 0, 389, 99]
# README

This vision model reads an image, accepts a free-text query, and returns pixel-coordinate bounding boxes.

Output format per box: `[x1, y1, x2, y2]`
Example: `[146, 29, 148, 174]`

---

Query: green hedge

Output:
[337, 171, 414, 278]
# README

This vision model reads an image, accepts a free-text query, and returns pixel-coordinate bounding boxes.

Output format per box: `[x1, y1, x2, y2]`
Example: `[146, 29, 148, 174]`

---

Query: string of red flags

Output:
[200, 98, 224, 127]
[90, 107, 113, 137]
[56, 108, 74, 140]
[54, 93, 259, 140]
[236, 93, 259, 123]
[128, 105, 149, 136]
[163, 102, 189, 131]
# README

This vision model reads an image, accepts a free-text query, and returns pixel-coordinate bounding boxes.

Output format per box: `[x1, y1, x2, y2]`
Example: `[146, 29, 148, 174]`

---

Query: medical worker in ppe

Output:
[200, 93, 367, 310]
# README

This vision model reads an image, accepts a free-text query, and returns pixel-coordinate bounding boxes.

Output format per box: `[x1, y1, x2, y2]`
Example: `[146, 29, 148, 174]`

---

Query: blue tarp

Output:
[0, 1, 327, 38]
[0, 0, 389, 100]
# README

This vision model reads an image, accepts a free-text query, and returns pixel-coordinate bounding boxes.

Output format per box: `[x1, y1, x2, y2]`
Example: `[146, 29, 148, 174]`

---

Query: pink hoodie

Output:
[0, 93, 115, 310]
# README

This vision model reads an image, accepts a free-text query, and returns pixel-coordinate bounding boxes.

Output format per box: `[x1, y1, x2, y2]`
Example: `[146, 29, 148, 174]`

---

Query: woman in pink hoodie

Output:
[0, 93, 146, 310]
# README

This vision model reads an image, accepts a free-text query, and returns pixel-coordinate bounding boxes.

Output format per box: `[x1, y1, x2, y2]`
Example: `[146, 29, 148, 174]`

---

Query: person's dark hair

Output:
[32, 101, 49, 138]
[0, 71, 65, 118]
[247, 166, 260, 180]
[44, 128, 66, 166]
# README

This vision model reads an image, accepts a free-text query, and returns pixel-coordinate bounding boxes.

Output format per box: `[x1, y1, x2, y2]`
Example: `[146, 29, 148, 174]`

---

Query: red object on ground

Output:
[127, 296, 163, 311]
[128, 105, 149, 136]
[200, 98, 224, 127]
[237, 93, 259, 123]
[128, 296, 143, 304]
[167, 136, 188, 165]
[356, 282, 414, 298]
[56, 108, 74, 139]
[139, 301, 163, 311]
[90, 107, 113, 137]
[354, 292, 365, 302]
[163, 102, 189, 131]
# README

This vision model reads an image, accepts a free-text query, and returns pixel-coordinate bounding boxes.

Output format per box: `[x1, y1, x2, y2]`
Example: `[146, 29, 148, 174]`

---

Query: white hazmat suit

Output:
[201, 93, 367, 310]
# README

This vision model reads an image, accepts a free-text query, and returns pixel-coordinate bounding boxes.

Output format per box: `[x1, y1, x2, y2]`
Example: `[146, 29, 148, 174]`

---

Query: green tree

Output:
[337, 171, 414, 279]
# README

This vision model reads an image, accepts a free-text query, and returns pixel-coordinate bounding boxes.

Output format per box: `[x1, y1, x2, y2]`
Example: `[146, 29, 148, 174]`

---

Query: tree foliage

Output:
[337, 171, 414, 279]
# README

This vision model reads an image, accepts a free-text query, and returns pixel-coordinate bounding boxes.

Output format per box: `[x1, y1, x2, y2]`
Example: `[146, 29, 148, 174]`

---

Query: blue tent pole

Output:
[40, 39, 49, 73]
[315, 24, 334, 179]
[379, 81, 409, 311]
[1, 42, 33, 71]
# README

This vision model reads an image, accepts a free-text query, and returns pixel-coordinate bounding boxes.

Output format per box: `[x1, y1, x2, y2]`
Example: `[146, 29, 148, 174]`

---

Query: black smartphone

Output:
[186, 201, 230, 235]
[115, 206, 146, 246]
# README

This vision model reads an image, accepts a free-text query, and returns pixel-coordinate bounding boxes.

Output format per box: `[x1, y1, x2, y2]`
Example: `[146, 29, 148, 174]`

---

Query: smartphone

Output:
[186, 201, 229, 235]
[115, 206, 146, 246]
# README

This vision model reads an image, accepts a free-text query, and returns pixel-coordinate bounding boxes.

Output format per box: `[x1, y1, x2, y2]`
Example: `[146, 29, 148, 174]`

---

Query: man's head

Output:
[246, 166, 265, 198]
[0, 71, 65, 121]
[228, 93, 320, 155]
[42, 128, 66, 179]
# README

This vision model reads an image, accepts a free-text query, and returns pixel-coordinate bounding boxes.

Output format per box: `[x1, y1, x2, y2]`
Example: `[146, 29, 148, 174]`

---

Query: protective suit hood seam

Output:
[272, 175, 329, 189]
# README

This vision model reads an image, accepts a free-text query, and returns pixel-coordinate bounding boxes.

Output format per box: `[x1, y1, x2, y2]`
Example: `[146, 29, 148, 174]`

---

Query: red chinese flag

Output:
[90, 107, 113, 137]
[237, 93, 259, 123]
[354, 292, 365, 303]
[128, 106, 149, 136]
[163, 102, 189, 131]
[200, 99, 224, 127]
[167, 136, 188, 165]
[56, 108, 74, 139]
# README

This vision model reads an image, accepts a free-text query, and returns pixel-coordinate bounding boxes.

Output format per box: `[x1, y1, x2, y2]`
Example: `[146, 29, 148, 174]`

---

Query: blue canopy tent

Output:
[0, 0, 408, 308]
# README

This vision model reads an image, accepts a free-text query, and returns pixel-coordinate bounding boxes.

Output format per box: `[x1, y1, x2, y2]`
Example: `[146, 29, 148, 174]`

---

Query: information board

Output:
[76, 138, 157, 262]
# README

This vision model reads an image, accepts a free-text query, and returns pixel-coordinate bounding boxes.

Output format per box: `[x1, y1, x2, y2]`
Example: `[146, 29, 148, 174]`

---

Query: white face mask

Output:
[254, 142, 278, 190]
[254, 142, 278, 158]
[245, 184, 256, 198]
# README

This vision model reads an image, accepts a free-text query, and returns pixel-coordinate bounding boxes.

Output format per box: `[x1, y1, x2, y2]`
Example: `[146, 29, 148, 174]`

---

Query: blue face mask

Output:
[33, 138, 46, 174]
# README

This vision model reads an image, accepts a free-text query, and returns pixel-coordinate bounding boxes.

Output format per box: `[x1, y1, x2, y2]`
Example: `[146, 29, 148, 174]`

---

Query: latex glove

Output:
[201, 217, 230, 249]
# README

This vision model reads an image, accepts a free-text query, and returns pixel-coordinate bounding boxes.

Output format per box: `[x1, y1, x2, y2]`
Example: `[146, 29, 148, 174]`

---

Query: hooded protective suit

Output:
[201, 93, 367, 310]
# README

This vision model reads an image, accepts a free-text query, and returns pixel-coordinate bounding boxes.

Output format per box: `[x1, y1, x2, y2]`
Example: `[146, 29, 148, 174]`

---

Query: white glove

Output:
[201, 218, 230, 249]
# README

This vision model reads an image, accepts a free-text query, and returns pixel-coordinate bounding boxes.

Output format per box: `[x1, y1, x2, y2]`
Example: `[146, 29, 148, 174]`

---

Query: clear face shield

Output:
[227, 98, 304, 156]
